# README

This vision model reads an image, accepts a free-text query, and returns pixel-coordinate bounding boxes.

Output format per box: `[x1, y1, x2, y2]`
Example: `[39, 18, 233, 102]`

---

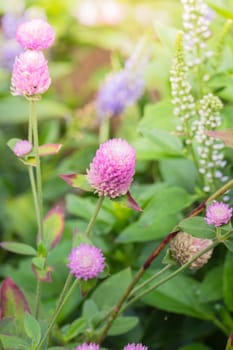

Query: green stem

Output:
[122, 240, 219, 312]
[28, 167, 41, 237]
[36, 277, 78, 350]
[84, 196, 104, 237]
[212, 317, 229, 336]
[34, 280, 41, 319]
[30, 99, 44, 241]
[97, 267, 145, 345]
[99, 117, 110, 143]
[129, 264, 171, 298]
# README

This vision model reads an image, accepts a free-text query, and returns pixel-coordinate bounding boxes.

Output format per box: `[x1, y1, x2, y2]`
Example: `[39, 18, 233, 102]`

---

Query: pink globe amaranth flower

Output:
[205, 201, 233, 227]
[68, 244, 105, 281]
[123, 343, 148, 350]
[13, 140, 32, 157]
[87, 138, 136, 198]
[75, 343, 100, 350]
[11, 50, 51, 97]
[16, 19, 55, 50]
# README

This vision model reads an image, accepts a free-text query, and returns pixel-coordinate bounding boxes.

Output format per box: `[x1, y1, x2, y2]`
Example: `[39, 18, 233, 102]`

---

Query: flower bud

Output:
[170, 232, 213, 269]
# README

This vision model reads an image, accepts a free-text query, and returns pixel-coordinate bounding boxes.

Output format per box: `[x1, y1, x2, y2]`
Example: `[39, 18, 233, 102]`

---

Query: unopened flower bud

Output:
[170, 232, 213, 269]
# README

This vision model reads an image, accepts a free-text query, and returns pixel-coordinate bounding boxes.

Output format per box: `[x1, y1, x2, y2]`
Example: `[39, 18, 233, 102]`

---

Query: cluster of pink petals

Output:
[68, 243, 105, 281]
[205, 201, 233, 227]
[87, 138, 136, 198]
[11, 50, 51, 96]
[123, 343, 148, 350]
[16, 19, 55, 50]
[75, 343, 99, 350]
[13, 140, 32, 157]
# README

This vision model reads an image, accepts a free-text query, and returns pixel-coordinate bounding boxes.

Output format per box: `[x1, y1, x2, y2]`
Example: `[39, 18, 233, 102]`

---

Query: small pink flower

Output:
[205, 201, 233, 227]
[16, 19, 55, 50]
[87, 138, 136, 198]
[13, 140, 32, 157]
[75, 343, 99, 350]
[68, 244, 105, 281]
[11, 50, 51, 96]
[123, 343, 148, 350]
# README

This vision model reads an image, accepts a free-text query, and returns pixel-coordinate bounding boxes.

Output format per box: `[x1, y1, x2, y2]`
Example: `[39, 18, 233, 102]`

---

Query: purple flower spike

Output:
[16, 19, 55, 50]
[87, 138, 136, 198]
[11, 50, 51, 97]
[96, 70, 144, 118]
[123, 343, 148, 350]
[68, 244, 105, 281]
[13, 140, 32, 157]
[205, 201, 233, 227]
[75, 343, 100, 350]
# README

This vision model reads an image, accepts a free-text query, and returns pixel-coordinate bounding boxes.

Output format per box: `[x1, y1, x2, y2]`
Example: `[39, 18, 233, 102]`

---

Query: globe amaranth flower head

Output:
[170, 232, 213, 269]
[16, 19, 55, 50]
[205, 201, 233, 227]
[13, 140, 32, 157]
[96, 70, 144, 118]
[123, 343, 148, 350]
[87, 138, 136, 198]
[68, 243, 105, 281]
[75, 343, 100, 350]
[11, 50, 51, 97]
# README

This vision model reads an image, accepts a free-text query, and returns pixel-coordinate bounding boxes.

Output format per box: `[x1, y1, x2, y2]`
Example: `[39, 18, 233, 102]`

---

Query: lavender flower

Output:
[96, 70, 144, 118]
[16, 19, 55, 50]
[123, 344, 148, 350]
[1, 12, 26, 39]
[11, 50, 51, 97]
[13, 140, 32, 157]
[87, 138, 136, 198]
[205, 201, 233, 227]
[68, 244, 105, 281]
[75, 343, 100, 350]
[1, 40, 23, 70]
[170, 232, 213, 269]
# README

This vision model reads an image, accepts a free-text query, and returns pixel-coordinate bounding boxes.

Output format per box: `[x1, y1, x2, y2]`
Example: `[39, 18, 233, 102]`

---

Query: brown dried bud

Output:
[170, 232, 213, 269]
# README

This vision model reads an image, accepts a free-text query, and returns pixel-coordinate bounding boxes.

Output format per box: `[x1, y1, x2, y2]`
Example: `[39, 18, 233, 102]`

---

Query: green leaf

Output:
[108, 316, 138, 336]
[43, 207, 65, 250]
[224, 237, 233, 253]
[142, 271, 213, 319]
[207, 1, 233, 19]
[92, 268, 132, 310]
[178, 217, 216, 239]
[0, 335, 29, 349]
[223, 251, 233, 311]
[153, 21, 179, 52]
[24, 312, 41, 346]
[198, 266, 223, 303]
[179, 343, 211, 350]
[62, 318, 87, 342]
[60, 173, 92, 192]
[0, 241, 37, 256]
[39, 143, 62, 156]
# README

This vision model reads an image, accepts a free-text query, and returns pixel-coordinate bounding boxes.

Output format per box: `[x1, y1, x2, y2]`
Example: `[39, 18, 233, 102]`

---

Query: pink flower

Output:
[87, 138, 136, 198]
[11, 50, 51, 96]
[16, 19, 55, 50]
[123, 343, 148, 350]
[13, 140, 32, 156]
[75, 343, 99, 350]
[68, 244, 105, 281]
[205, 201, 233, 227]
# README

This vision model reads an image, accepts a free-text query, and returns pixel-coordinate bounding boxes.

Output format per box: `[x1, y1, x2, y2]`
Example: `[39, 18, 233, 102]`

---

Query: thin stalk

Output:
[36, 278, 78, 350]
[212, 317, 229, 336]
[28, 167, 41, 241]
[122, 240, 219, 312]
[97, 267, 145, 345]
[34, 280, 41, 319]
[30, 99, 44, 241]
[84, 196, 104, 237]
[129, 264, 171, 298]
[99, 116, 110, 143]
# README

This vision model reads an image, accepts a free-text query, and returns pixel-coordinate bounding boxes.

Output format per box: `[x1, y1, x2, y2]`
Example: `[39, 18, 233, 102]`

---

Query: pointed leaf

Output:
[24, 312, 41, 345]
[62, 318, 88, 342]
[0, 335, 29, 349]
[178, 216, 216, 239]
[0, 241, 37, 256]
[39, 143, 62, 156]
[43, 207, 65, 250]
[114, 191, 142, 212]
[32, 263, 53, 282]
[60, 173, 93, 192]
[205, 129, 233, 148]
[0, 278, 31, 323]
[108, 316, 138, 336]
